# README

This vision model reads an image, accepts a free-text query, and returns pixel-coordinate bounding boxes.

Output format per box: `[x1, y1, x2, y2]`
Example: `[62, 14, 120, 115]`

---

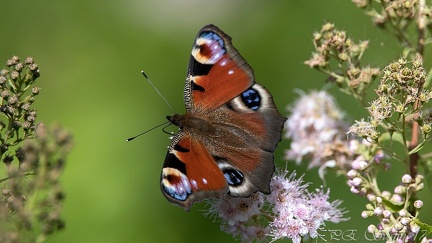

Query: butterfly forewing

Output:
[185, 25, 254, 112]
[161, 132, 228, 210]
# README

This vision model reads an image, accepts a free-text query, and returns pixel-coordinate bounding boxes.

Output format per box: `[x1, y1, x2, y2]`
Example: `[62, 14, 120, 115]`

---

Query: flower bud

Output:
[366, 203, 374, 211]
[25, 56, 34, 64]
[393, 222, 404, 231]
[400, 217, 411, 226]
[376, 196, 382, 204]
[367, 224, 377, 234]
[390, 194, 404, 204]
[347, 169, 357, 179]
[399, 209, 408, 217]
[401, 174, 412, 184]
[366, 194, 376, 202]
[410, 221, 420, 233]
[361, 210, 373, 218]
[32, 87, 40, 95]
[416, 183, 424, 191]
[394, 185, 406, 194]
[414, 200, 423, 209]
[381, 191, 391, 199]
[382, 210, 392, 219]
[350, 186, 359, 194]
[374, 207, 383, 216]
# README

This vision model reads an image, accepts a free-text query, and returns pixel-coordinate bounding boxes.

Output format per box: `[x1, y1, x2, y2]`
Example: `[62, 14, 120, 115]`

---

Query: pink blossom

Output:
[210, 193, 263, 226]
[207, 171, 348, 242]
[284, 90, 350, 170]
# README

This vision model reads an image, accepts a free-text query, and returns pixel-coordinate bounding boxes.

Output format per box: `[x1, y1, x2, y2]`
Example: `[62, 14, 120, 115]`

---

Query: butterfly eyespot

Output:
[240, 88, 261, 111]
[222, 169, 244, 187]
[199, 31, 224, 49]
[193, 31, 226, 65]
[161, 168, 192, 201]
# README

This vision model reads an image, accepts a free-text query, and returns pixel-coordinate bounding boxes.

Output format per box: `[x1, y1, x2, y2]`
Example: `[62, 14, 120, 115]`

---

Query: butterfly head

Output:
[166, 114, 183, 128]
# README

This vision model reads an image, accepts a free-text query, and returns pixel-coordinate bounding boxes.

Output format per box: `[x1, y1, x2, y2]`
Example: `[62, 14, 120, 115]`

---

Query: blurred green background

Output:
[1, 0, 431, 242]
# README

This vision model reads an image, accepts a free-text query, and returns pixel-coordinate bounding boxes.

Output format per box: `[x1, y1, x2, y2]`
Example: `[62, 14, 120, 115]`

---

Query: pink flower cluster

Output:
[206, 171, 347, 242]
[267, 171, 347, 242]
[284, 90, 349, 170]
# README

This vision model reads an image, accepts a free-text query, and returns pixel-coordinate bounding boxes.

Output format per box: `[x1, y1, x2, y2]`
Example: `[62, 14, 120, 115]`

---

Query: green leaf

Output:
[381, 197, 404, 213]
[421, 159, 432, 194]
[378, 131, 405, 146]
[409, 143, 425, 155]
[413, 218, 432, 240]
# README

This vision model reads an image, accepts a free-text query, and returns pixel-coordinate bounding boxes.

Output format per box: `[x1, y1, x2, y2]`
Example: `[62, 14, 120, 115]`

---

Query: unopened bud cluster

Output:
[378, 56, 429, 108]
[304, 22, 380, 102]
[348, 55, 431, 142]
[353, 172, 425, 242]
[0, 56, 41, 152]
[352, 0, 424, 27]
[302, 4, 432, 243]
[0, 56, 73, 242]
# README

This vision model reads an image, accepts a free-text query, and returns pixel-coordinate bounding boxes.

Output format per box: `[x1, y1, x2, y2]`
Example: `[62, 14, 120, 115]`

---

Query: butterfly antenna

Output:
[126, 121, 171, 141]
[141, 71, 175, 113]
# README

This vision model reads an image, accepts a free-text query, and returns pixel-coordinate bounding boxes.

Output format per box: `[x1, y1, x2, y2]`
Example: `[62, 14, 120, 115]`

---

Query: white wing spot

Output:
[190, 179, 198, 189]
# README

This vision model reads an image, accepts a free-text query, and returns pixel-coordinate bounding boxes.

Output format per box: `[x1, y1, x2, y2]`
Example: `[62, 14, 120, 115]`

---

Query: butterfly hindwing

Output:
[207, 83, 285, 197]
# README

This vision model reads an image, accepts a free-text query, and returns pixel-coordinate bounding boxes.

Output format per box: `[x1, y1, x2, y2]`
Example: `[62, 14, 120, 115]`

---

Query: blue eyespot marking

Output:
[223, 169, 244, 187]
[161, 169, 192, 201]
[241, 88, 261, 111]
[199, 31, 225, 49]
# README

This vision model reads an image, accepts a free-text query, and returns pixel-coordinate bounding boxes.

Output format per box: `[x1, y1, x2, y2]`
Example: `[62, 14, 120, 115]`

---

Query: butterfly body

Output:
[161, 25, 286, 211]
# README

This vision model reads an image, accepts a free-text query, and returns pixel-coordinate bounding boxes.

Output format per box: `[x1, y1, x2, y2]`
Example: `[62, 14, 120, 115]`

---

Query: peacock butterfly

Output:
[161, 24, 286, 211]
